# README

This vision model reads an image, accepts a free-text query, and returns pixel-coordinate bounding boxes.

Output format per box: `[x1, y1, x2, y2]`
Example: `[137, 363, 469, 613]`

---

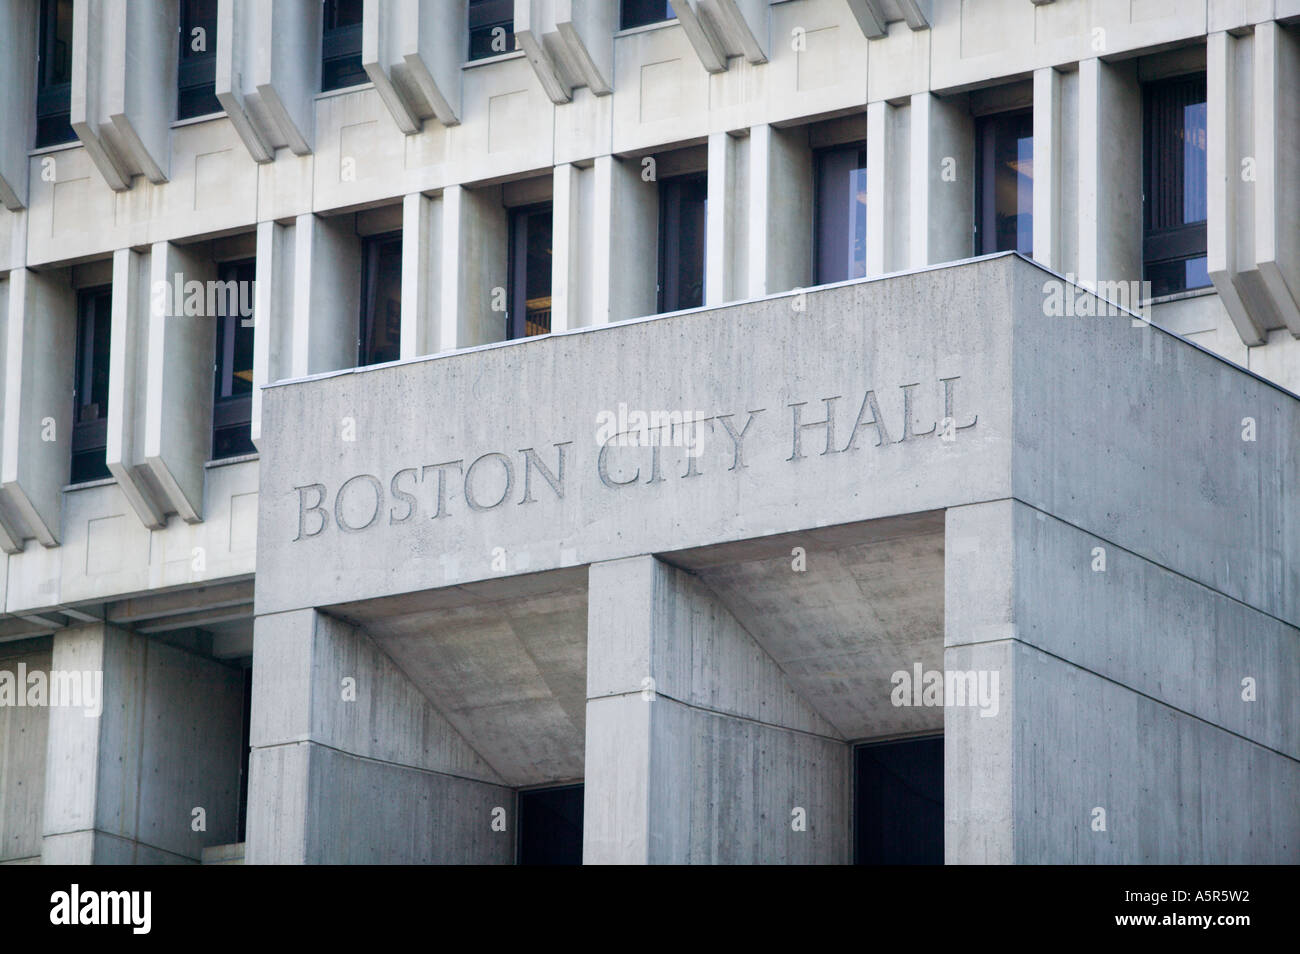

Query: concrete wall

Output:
[40, 623, 245, 864]
[584, 556, 848, 863]
[0, 638, 50, 863]
[247, 609, 514, 864]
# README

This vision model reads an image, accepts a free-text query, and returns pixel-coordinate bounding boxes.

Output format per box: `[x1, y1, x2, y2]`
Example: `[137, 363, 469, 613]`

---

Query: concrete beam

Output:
[845, 0, 888, 39]
[515, 0, 617, 105]
[362, 0, 464, 132]
[216, 0, 317, 162]
[70, 0, 174, 191]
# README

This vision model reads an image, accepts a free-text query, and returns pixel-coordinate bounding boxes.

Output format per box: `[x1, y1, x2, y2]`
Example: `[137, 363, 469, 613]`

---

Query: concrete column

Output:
[438, 184, 508, 352]
[1032, 67, 1063, 270]
[550, 163, 580, 333]
[584, 556, 848, 864]
[40, 624, 245, 864]
[590, 155, 658, 325]
[291, 213, 361, 377]
[1252, 21, 1300, 337]
[866, 99, 907, 277]
[141, 241, 218, 523]
[217, 0, 319, 161]
[747, 124, 813, 298]
[246, 608, 514, 864]
[0, 267, 77, 550]
[908, 92, 974, 269]
[0, 0, 38, 209]
[71, 0, 175, 190]
[363, 0, 465, 131]
[0, 639, 51, 863]
[251, 220, 292, 448]
[942, 499, 1015, 864]
[400, 191, 438, 359]
[105, 247, 163, 529]
[706, 131, 747, 307]
[1076, 57, 1142, 292]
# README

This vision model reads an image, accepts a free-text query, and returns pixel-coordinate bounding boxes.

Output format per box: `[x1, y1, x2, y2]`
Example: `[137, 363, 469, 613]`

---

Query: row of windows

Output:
[69, 263, 255, 484]
[61, 72, 1207, 484]
[32, 1, 681, 145]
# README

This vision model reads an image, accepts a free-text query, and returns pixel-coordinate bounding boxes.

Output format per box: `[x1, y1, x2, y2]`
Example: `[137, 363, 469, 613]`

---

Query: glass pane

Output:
[1182, 101, 1207, 224]
[815, 145, 867, 284]
[41, 0, 74, 87]
[524, 209, 553, 336]
[622, 1, 676, 30]
[361, 238, 402, 366]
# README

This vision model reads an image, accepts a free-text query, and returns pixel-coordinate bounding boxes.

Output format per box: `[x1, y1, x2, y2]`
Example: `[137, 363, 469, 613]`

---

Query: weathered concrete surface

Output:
[0, 638, 50, 863]
[584, 556, 848, 864]
[250, 254, 1298, 864]
[246, 609, 514, 864]
[38, 623, 244, 864]
[256, 257, 1010, 614]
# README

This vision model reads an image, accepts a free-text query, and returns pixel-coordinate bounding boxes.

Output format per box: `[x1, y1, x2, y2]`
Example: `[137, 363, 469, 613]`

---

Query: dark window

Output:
[621, 1, 676, 30]
[1143, 74, 1209, 297]
[177, 0, 220, 119]
[321, 0, 366, 91]
[212, 260, 256, 460]
[814, 143, 867, 284]
[974, 110, 1033, 256]
[658, 172, 707, 312]
[71, 286, 112, 484]
[507, 204, 553, 340]
[35, 0, 75, 147]
[236, 667, 252, 843]
[854, 736, 943, 865]
[359, 233, 402, 366]
[469, 0, 514, 61]
[517, 784, 583, 865]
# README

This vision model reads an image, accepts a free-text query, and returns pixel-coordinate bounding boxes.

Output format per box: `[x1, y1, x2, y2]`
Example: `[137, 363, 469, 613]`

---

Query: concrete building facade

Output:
[0, 0, 1297, 864]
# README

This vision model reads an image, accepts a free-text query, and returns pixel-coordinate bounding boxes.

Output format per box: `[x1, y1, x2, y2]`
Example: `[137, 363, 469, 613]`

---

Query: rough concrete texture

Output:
[0, 638, 50, 863]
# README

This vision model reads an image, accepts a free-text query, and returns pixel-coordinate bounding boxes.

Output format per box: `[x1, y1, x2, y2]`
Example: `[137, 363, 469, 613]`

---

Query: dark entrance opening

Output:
[854, 735, 943, 864]
[517, 783, 583, 865]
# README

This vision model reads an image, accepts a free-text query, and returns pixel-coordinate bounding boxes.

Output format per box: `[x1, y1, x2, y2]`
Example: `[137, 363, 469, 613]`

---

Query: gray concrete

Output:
[0, 638, 50, 863]
[584, 555, 849, 864]
[246, 608, 514, 864]
[40, 623, 245, 864]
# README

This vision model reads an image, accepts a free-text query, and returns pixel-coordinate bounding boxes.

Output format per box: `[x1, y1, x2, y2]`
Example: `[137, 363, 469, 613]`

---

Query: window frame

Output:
[813, 141, 868, 286]
[657, 172, 708, 314]
[35, 0, 75, 147]
[468, 0, 514, 61]
[620, 1, 676, 31]
[321, 0, 366, 91]
[71, 285, 113, 485]
[177, 0, 220, 120]
[211, 259, 256, 461]
[506, 203, 554, 341]
[358, 232, 403, 367]
[1142, 73, 1209, 296]
[973, 108, 1034, 257]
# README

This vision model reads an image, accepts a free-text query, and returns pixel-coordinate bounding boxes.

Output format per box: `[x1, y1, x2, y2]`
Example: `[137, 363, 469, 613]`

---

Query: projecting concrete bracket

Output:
[845, 0, 931, 39]
[362, 0, 463, 133]
[676, 0, 768, 74]
[515, 1, 615, 105]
